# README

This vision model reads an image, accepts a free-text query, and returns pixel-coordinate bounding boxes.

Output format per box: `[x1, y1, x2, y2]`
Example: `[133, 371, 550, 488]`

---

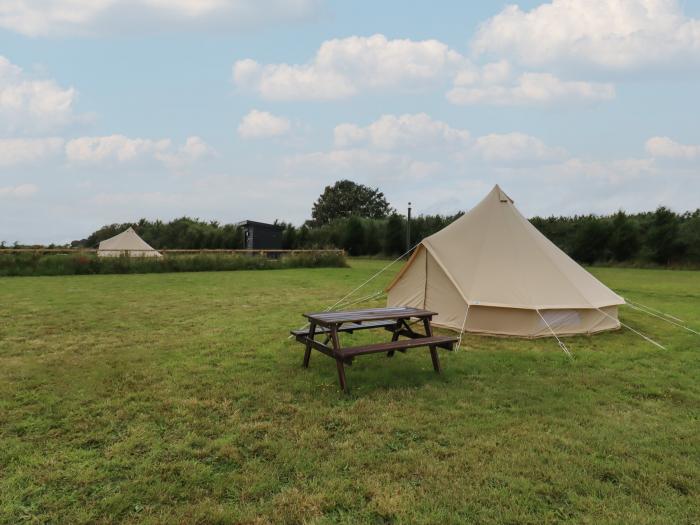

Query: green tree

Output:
[384, 214, 405, 256]
[297, 225, 310, 248]
[342, 216, 365, 256]
[364, 221, 382, 255]
[281, 224, 297, 249]
[679, 211, 700, 263]
[647, 207, 684, 264]
[82, 217, 245, 250]
[311, 180, 392, 225]
[609, 211, 641, 261]
[571, 216, 610, 264]
[222, 224, 244, 249]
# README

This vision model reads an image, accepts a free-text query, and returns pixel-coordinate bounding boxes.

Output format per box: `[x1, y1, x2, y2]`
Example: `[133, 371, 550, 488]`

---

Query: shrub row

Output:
[0, 252, 346, 277]
[14, 205, 700, 268]
[279, 208, 700, 265]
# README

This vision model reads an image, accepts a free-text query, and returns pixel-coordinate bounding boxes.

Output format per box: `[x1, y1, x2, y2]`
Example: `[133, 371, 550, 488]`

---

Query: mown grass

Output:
[0, 261, 698, 524]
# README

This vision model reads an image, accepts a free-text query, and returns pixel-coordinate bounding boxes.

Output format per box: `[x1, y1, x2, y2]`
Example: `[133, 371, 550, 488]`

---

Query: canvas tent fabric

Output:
[386, 185, 624, 337]
[97, 227, 162, 258]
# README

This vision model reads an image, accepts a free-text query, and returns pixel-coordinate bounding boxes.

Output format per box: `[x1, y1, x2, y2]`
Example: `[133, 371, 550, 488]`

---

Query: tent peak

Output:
[491, 184, 513, 204]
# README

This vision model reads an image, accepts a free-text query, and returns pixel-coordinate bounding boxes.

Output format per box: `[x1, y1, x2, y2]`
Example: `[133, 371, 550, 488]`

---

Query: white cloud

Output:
[0, 183, 38, 198]
[514, 158, 659, 198]
[65, 134, 172, 163]
[238, 109, 291, 139]
[473, 133, 567, 162]
[477, 156, 688, 219]
[331, 113, 563, 164]
[281, 143, 689, 223]
[447, 68, 615, 106]
[0, 133, 212, 171]
[0, 0, 322, 37]
[233, 34, 464, 100]
[284, 122, 569, 195]
[179, 135, 213, 160]
[334, 113, 470, 149]
[645, 136, 700, 159]
[0, 55, 78, 134]
[0, 137, 64, 166]
[90, 191, 182, 207]
[472, 0, 700, 70]
[284, 149, 441, 182]
[156, 136, 215, 171]
[64, 134, 213, 168]
[234, 34, 618, 106]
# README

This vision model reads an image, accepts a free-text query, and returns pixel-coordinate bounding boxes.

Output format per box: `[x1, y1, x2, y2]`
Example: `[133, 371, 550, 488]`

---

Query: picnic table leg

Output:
[303, 322, 316, 368]
[422, 317, 442, 374]
[387, 321, 400, 358]
[335, 359, 348, 392]
[330, 325, 348, 392]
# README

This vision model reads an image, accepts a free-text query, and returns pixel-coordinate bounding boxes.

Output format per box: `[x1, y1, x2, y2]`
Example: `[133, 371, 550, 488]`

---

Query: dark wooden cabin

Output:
[237, 220, 284, 250]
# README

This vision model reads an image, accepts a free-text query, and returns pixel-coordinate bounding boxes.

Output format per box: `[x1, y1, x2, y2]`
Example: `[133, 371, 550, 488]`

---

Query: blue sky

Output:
[1, 0, 699, 244]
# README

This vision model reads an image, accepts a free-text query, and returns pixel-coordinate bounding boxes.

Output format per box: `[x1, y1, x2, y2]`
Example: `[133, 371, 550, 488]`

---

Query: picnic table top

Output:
[303, 306, 436, 325]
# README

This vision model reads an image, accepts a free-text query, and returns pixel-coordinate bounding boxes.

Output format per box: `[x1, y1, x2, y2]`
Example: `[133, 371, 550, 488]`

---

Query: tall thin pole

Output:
[406, 202, 412, 253]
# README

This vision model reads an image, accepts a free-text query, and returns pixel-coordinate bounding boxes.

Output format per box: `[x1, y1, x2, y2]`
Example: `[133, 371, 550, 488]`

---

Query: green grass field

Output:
[1, 260, 698, 524]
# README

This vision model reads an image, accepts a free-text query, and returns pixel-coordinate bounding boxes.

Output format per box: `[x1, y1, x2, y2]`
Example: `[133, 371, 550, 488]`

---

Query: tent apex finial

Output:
[491, 184, 512, 203]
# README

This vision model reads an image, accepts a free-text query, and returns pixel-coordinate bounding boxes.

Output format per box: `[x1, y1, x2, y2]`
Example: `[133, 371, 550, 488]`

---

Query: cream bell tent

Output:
[386, 185, 624, 338]
[97, 227, 162, 258]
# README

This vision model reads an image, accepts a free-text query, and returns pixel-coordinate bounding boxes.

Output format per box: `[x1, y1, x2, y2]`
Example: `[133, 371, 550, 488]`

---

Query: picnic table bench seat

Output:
[339, 335, 458, 358]
[292, 306, 458, 392]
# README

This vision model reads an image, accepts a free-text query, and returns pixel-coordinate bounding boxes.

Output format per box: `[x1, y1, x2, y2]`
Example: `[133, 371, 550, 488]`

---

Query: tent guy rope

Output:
[325, 242, 419, 311]
[290, 243, 420, 337]
[623, 301, 699, 336]
[334, 290, 386, 311]
[623, 298, 684, 323]
[455, 305, 470, 352]
[536, 309, 573, 359]
[596, 308, 666, 350]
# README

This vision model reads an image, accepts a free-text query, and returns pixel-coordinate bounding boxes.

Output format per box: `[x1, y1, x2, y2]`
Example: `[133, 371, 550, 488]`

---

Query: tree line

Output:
[530, 208, 700, 266]
[279, 207, 700, 266]
[74, 218, 245, 250]
[62, 207, 700, 267]
[8, 179, 698, 267]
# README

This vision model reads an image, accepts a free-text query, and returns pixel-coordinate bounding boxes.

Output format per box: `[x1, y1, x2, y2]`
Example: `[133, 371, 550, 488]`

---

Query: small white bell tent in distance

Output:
[97, 227, 162, 258]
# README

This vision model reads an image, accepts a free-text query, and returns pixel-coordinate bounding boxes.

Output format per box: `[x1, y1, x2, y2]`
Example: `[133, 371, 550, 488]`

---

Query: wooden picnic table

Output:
[291, 307, 459, 392]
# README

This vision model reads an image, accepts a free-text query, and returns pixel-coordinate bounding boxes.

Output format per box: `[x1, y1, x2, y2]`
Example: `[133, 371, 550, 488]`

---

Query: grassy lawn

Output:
[1, 260, 698, 524]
